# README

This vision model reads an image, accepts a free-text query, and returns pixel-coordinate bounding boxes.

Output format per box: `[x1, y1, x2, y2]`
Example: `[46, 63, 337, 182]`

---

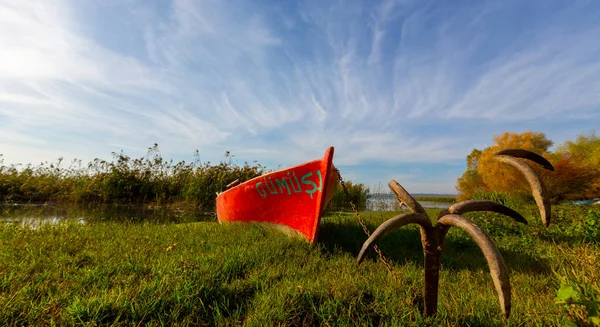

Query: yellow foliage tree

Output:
[553, 132, 600, 199]
[456, 149, 485, 200]
[457, 131, 600, 202]
[477, 131, 553, 196]
[457, 131, 553, 201]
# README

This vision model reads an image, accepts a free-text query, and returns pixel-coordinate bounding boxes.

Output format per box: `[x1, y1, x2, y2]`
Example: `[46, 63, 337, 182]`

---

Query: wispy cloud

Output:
[1, 0, 599, 193]
[448, 28, 600, 120]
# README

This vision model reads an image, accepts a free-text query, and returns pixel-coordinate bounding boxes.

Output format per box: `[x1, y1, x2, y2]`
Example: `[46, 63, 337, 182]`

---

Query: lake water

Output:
[2, 197, 453, 228]
[0, 203, 215, 228]
[366, 198, 451, 211]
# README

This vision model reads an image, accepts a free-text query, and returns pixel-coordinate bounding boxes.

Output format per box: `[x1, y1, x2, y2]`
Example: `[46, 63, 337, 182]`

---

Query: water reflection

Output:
[2, 216, 86, 229]
[366, 198, 452, 211]
[1, 203, 216, 228]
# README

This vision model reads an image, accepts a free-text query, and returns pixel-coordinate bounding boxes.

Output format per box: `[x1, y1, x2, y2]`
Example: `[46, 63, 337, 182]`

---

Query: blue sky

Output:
[1, 0, 599, 194]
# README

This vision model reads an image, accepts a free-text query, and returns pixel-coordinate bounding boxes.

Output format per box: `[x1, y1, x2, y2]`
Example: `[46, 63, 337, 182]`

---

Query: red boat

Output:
[216, 147, 339, 243]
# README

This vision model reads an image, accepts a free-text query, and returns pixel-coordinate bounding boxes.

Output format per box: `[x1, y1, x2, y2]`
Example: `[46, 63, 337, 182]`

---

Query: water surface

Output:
[2, 197, 453, 228]
[1, 203, 215, 228]
[366, 198, 452, 211]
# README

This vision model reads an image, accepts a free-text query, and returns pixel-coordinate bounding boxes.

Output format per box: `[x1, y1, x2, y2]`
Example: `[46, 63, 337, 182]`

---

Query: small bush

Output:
[327, 181, 369, 212]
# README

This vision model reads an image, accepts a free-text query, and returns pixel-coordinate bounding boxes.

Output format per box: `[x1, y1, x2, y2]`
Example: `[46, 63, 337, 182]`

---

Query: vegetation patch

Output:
[1, 206, 598, 326]
[457, 131, 600, 203]
[0, 145, 370, 212]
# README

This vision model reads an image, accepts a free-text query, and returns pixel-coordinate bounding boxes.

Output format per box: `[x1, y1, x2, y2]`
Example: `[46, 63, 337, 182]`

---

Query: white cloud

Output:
[448, 28, 600, 120]
[1, 0, 599, 193]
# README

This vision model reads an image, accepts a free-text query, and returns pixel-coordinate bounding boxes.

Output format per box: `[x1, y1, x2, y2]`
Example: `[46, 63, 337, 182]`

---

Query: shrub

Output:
[327, 181, 369, 212]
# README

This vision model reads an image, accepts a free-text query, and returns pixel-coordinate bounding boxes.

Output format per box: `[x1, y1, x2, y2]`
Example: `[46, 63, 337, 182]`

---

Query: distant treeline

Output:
[0, 144, 368, 210]
[413, 195, 456, 203]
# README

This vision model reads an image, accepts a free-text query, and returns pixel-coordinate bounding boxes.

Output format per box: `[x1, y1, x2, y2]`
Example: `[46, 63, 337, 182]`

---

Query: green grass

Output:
[471, 191, 527, 208]
[1, 205, 598, 326]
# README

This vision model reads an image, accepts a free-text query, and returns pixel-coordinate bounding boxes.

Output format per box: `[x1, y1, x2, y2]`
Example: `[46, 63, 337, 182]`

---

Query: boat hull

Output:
[216, 147, 338, 243]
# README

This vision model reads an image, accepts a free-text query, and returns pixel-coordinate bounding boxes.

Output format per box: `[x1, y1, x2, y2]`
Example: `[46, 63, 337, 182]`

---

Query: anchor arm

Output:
[357, 212, 433, 264]
[438, 200, 528, 224]
[437, 214, 512, 318]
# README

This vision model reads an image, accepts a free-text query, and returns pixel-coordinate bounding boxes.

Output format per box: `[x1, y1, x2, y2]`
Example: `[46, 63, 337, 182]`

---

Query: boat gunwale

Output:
[217, 158, 322, 195]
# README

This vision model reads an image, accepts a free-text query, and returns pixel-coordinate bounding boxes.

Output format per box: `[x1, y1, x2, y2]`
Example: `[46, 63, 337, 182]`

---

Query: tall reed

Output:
[0, 145, 265, 210]
[1, 145, 369, 210]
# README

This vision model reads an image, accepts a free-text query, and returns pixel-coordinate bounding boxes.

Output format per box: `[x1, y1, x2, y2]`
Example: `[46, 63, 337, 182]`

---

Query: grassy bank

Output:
[1, 205, 598, 326]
